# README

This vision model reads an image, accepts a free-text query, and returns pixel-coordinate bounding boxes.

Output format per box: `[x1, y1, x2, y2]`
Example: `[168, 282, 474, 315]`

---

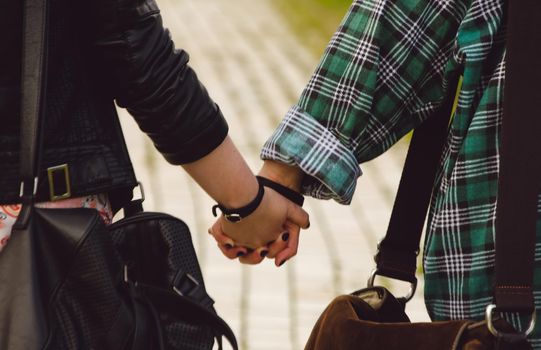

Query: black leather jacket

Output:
[0, 0, 228, 207]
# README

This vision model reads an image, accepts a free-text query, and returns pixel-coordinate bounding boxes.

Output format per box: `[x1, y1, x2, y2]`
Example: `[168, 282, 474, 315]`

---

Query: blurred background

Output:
[118, 0, 429, 349]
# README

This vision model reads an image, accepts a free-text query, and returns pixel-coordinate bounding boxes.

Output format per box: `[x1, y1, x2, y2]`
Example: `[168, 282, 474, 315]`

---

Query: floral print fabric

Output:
[0, 194, 112, 253]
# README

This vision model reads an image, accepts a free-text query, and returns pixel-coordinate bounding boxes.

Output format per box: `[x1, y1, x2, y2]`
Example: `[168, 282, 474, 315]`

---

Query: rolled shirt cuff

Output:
[261, 105, 362, 205]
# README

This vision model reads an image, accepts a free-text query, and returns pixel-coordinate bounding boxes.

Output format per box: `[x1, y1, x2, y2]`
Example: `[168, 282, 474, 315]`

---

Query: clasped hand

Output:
[208, 164, 310, 266]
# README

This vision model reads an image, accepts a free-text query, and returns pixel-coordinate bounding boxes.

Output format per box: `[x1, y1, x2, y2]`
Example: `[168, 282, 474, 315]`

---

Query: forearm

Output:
[182, 136, 259, 208]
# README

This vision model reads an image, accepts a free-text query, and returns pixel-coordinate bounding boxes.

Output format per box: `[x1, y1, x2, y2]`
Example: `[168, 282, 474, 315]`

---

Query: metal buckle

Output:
[485, 304, 536, 340]
[224, 213, 242, 223]
[47, 164, 71, 201]
[367, 268, 417, 303]
[19, 177, 39, 198]
[135, 181, 146, 203]
[123, 265, 130, 283]
[173, 273, 200, 296]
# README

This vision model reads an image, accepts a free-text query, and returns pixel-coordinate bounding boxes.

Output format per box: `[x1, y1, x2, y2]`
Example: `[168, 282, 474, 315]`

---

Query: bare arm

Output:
[182, 136, 259, 209]
[200, 154, 309, 266]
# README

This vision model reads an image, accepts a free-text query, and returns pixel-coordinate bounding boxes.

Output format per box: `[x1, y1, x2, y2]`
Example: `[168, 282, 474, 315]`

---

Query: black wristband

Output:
[256, 176, 304, 207]
[212, 180, 265, 223]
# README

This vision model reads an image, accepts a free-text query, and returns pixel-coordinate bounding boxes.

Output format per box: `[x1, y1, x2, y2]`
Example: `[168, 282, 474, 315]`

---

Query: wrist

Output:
[212, 174, 305, 223]
[221, 175, 259, 208]
[259, 160, 304, 192]
[212, 179, 264, 223]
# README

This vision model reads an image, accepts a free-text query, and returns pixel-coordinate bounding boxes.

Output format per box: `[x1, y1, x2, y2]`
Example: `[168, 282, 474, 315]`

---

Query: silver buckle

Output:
[367, 268, 417, 303]
[134, 181, 146, 202]
[173, 273, 200, 296]
[19, 177, 39, 198]
[485, 304, 536, 339]
[123, 265, 130, 283]
[47, 164, 71, 201]
[224, 213, 242, 223]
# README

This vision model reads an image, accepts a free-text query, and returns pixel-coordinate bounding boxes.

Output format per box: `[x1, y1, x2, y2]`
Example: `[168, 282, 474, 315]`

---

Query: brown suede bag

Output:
[305, 287, 531, 350]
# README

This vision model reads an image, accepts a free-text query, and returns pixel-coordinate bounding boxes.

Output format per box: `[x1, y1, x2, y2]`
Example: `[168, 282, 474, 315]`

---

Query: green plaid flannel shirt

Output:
[261, 0, 541, 346]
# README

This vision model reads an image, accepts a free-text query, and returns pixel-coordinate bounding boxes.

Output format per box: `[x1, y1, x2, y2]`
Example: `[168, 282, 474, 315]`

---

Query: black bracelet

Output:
[212, 177, 304, 223]
[212, 180, 265, 223]
[256, 176, 304, 207]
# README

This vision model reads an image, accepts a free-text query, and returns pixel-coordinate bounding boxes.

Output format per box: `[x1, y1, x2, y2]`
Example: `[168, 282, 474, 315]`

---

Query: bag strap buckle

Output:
[47, 164, 71, 201]
[173, 271, 215, 308]
[19, 177, 39, 198]
[172, 272, 200, 296]
[367, 268, 417, 303]
[485, 304, 536, 341]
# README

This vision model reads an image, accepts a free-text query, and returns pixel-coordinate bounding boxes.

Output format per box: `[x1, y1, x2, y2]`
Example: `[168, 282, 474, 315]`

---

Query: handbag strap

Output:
[373, 73, 459, 285]
[137, 283, 239, 350]
[18, 0, 48, 204]
[493, 0, 541, 313]
[373, 0, 540, 316]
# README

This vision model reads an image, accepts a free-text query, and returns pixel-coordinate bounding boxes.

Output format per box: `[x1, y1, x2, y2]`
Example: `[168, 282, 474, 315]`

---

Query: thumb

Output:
[286, 202, 310, 229]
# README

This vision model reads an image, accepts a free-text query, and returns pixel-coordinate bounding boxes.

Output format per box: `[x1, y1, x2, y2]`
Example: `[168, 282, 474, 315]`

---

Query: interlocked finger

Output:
[238, 246, 269, 265]
[209, 223, 246, 259]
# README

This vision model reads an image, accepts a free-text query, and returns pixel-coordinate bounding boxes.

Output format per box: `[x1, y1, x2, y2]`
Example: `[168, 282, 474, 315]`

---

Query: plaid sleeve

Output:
[262, 0, 464, 204]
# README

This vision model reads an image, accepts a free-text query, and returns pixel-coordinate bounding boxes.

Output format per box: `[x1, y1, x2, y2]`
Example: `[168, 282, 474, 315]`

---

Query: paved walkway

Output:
[119, 0, 430, 349]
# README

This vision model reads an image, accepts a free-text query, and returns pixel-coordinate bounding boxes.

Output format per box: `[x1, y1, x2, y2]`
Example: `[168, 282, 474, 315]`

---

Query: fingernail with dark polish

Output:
[236, 251, 245, 257]
[225, 243, 233, 249]
[282, 232, 290, 241]
[260, 250, 268, 258]
[279, 259, 288, 267]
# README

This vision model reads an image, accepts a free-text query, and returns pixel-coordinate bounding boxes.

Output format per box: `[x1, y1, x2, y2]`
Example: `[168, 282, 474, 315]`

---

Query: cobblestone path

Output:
[118, 0, 429, 349]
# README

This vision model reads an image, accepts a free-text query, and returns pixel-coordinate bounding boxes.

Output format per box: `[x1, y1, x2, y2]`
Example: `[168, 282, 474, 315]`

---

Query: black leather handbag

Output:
[0, 203, 238, 350]
[0, 0, 238, 349]
[110, 203, 236, 350]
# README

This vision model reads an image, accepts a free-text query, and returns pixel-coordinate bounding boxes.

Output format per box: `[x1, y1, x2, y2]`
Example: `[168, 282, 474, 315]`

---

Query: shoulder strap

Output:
[493, 0, 541, 313]
[138, 284, 239, 350]
[14, 0, 48, 232]
[18, 0, 48, 203]
[373, 72, 460, 284]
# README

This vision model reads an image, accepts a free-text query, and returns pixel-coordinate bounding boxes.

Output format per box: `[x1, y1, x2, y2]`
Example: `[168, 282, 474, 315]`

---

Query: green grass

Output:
[274, 0, 352, 55]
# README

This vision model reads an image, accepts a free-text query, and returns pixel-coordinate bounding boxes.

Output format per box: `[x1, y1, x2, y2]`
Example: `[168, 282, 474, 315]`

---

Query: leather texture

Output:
[0, 206, 239, 350]
[110, 211, 236, 349]
[0, 0, 228, 205]
[493, 0, 541, 312]
[19, 0, 47, 184]
[0, 208, 131, 350]
[375, 72, 461, 284]
[305, 287, 532, 350]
